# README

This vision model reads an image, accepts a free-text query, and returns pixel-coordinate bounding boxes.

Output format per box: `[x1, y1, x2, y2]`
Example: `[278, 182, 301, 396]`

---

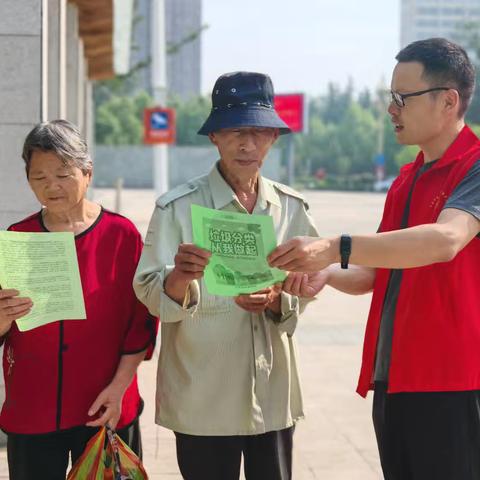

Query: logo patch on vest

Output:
[6, 346, 14, 376]
[430, 191, 448, 211]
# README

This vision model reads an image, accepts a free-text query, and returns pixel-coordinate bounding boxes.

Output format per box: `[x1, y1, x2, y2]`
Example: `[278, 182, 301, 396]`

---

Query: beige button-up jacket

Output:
[134, 164, 318, 435]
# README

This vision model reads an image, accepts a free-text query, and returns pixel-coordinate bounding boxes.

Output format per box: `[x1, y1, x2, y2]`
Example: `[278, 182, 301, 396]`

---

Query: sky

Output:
[202, 0, 400, 97]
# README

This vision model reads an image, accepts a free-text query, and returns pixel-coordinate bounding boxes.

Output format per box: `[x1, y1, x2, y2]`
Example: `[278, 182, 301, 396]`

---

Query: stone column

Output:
[0, 0, 43, 229]
[66, 2, 80, 125]
[47, 0, 67, 120]
[77, 40, 86, 132]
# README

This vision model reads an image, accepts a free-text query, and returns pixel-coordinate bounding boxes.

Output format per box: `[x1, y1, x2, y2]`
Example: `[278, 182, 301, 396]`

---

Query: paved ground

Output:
[0, 189, 387, 479]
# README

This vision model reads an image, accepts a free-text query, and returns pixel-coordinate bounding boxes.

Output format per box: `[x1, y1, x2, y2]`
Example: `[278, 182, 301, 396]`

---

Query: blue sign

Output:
[374, 153, 385, 166]
[150, 111, 169, 130]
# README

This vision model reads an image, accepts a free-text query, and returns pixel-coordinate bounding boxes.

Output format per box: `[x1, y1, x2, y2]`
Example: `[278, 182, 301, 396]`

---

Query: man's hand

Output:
[283, 270, 330, 298]
[0, 289, 33, 336]
[235, 285, 282, 314]
[268, 236, 338, 272]
[164, 243, 211, 304]
[86, 382, 124, 429]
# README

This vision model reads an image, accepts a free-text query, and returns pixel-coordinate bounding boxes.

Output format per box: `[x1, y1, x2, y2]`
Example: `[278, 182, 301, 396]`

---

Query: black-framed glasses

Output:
[390, 87, 451, 107]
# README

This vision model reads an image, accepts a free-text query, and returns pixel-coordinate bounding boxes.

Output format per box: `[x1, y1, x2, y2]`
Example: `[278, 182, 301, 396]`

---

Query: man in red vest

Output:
[268, 38, 480, 479]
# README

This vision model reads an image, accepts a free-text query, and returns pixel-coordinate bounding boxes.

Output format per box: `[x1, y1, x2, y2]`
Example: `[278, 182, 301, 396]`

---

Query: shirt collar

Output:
[257, 176, 281, 209]
[207, 162, 282, 210]
[207, 162, 238, 210]
[440, 124, 479, 164]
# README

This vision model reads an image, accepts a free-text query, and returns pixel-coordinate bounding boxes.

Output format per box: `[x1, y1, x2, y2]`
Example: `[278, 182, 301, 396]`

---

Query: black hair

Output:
[396, 37, 475, 117]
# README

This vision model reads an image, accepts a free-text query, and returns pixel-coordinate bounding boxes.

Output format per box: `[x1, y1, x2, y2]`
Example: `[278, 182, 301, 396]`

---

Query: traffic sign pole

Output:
[151, 0, 169, 196]
[287, 135, 295, 186]
[274, 93, 306, 186]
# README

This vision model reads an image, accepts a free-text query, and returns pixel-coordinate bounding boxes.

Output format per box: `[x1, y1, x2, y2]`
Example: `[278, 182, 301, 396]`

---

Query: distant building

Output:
[401, 0, 480, 47]
[166, 0, 202, 99]
[131, 0, 202, 99]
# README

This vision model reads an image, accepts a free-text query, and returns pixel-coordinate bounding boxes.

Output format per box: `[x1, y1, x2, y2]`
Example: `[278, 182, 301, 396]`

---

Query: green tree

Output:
[95, 91, 153, 145]
[318, 80, 354, 124]
[93, 0, 209, 146]
[394, 145, 419, 169]
[382, 115, 404, 175]
[296, 100, 378, 177]
[336, 103, 378, 173]
[168, 95, 211, 146]
[455, 22, 480, 123]
[358, 87, 373, 111]
[295, 116, 336, 175]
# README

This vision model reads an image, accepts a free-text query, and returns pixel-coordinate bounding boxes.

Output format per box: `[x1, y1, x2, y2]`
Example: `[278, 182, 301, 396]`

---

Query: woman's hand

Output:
[86, 351, 147, 429]
[0, 289, 32, 335]
[86, 382, 125, 429]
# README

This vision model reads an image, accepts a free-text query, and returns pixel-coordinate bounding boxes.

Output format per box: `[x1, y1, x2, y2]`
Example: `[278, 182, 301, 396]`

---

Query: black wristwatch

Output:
[340, 234, 352, 269]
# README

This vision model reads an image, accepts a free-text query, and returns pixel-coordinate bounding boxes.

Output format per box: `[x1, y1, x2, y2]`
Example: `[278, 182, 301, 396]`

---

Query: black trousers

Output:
[7, 418, 142, 480]
[175, 426, 294, 480]
[373, 382, 480, 480]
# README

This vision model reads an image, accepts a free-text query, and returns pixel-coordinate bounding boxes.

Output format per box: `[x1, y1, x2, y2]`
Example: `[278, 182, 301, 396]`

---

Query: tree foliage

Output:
[456, 22, 480, 124]
[94, 1, 209, 146]
[295, 83, 398, 180]
[394, 145, 419, 169]
[168, 95, 211, 146]
[95, 90, 152, 145]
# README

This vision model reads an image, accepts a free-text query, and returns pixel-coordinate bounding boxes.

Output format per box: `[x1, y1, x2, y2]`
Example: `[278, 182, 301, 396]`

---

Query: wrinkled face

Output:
[388, 61, 453, 147]
[28, 150, 91, 212]
[209, 127, 279, 178]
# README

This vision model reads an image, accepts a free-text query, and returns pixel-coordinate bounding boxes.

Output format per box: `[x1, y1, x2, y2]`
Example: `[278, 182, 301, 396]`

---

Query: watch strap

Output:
[340, 234, 352, 269]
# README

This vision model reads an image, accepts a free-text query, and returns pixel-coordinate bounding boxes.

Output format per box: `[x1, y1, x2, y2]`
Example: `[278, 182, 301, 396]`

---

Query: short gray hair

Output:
[22, 120, 93, 177]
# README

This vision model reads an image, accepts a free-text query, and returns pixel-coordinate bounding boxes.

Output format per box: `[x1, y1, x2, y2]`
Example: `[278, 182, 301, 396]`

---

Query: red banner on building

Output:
[274, 93, 306, 133]
[144, 107, 176, 144]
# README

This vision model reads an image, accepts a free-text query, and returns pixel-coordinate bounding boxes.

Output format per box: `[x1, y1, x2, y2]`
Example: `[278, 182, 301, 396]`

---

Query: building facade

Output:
[130, 0, 202, 99]
[401, 0, 480, 47]
[165, 0, 202, 99]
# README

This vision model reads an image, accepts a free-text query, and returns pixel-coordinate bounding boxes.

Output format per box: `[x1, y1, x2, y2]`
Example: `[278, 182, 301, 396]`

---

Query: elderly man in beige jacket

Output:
[134, 71, 318, 480]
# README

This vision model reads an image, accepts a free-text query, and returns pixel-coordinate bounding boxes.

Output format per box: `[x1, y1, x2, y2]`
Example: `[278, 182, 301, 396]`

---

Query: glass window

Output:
[441, 20, 459, 28]
[417, 7, 439, 15]
[442, 7, 465, 16]
[416, 19, 439, 27]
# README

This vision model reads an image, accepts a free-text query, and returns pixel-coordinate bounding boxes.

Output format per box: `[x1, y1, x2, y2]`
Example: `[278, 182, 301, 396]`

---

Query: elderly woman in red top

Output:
[0, 120, 157, 480]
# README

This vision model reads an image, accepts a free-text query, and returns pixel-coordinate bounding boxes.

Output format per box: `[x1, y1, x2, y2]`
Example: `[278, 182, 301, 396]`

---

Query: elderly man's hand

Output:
[0, 289, 32, 336]
[268, 236, 339, 273]
[164, 243, 211, 305]
[235, 284, 282, 314]
[283, 271, 330, 298]
[172, 243, 211, 281]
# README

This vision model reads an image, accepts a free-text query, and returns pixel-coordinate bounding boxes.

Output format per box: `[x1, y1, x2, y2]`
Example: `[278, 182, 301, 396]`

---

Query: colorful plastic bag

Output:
[67, 426, 148, 480]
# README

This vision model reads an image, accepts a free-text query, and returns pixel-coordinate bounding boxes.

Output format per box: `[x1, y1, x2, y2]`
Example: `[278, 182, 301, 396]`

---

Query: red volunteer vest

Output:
[357, 125, 480, 397]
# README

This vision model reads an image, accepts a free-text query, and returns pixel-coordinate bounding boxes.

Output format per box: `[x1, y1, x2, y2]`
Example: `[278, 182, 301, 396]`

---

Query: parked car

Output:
[373, 177, 395, 192]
